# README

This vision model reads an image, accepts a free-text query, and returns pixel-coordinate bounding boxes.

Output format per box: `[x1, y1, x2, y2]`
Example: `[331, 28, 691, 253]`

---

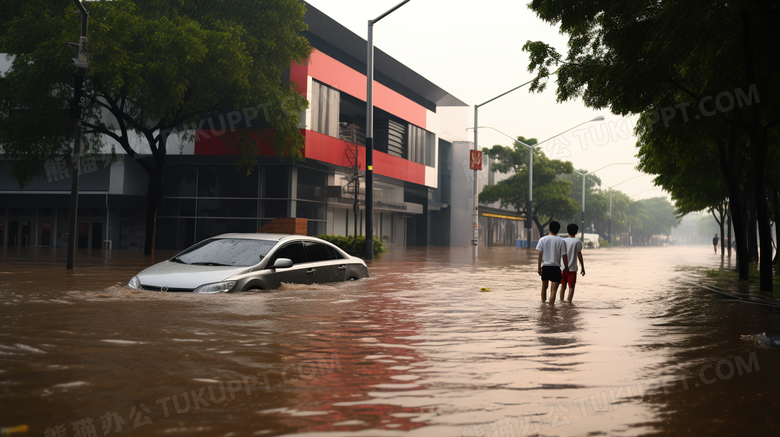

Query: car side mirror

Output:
[273, 258, 293, 269]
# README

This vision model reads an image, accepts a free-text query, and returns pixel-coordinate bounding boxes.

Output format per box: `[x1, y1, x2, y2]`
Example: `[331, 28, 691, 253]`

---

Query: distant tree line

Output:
[479, 140, 678, 244]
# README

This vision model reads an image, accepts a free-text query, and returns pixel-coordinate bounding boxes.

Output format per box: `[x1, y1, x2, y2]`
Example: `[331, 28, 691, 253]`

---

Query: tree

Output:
[632, 197, 678, 244]
[698, 213, 722, 244]
[607, 190, 643, 236]
[0, 0, 313, 254]
[634, 98, 734, 258]
[557, 170, 604, 236]
[480, 136, 579, 237]
[522, 0, 780, 290]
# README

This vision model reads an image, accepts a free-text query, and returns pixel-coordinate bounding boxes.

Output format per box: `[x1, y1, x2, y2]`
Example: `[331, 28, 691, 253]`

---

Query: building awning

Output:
[327, 189, 423, 214]
[480, 212, 526, 221]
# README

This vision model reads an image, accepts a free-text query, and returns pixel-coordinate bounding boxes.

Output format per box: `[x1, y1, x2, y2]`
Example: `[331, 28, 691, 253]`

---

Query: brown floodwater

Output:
[0, 245, 778, 436]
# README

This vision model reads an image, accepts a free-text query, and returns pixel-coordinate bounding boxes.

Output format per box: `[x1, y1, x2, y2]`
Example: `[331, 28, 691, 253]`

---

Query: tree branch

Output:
[764, 116, 780, 132]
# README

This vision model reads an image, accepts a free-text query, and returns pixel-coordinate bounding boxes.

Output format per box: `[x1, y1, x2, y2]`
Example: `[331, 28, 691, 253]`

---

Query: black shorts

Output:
[541, 266, 562, 283]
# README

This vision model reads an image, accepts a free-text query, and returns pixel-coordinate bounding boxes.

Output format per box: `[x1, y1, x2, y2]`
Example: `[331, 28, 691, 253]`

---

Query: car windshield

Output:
[172, 238, 278, 267]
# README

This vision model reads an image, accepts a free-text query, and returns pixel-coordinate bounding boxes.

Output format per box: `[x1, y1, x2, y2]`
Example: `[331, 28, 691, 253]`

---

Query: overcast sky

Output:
[306, 0, 669, 201]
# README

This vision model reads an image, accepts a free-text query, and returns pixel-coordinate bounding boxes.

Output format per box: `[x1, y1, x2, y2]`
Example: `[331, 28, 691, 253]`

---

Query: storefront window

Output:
[264, 166, 289, 198]
[163, 165, 197, 197]
[197, 199, 258, 218]
[198, 165, 258, 198]
[196, 218, 258, 241]
[296, 201, 326, 221]
[158, 199, 196, 217]
[297, 169, 327, 201]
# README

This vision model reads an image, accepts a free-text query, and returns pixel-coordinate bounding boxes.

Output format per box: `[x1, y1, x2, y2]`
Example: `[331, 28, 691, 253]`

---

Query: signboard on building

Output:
[469, 150, 482, 170]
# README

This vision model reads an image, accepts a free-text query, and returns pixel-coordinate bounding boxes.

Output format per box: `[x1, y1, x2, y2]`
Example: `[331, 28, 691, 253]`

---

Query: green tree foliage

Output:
[698, 214, 721, 241]
[522, 0, 780, 289]
[636, 113, 731, 216]
[557, 170, 602, 232]
[557, 171, 678, 243]
[635, 89, 735, 256]
[0, 0, 313, 254]
[632, 197, 678, 244]
[479, 136, 579, 236]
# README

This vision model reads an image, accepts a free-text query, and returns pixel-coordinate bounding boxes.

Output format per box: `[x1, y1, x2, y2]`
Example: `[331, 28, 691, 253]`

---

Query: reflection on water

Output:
[1, 245, 778, 436]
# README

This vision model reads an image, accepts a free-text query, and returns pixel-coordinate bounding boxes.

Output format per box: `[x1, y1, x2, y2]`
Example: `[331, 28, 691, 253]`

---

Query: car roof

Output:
[203, 233, 355, 259]
[210, 233, 326, 243]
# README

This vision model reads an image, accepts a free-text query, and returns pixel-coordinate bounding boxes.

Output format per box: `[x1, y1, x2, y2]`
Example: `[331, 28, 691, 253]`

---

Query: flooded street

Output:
[1, 245, 778, 436]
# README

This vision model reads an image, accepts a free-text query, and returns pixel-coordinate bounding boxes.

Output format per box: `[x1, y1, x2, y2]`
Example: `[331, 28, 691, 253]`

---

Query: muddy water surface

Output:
[1, 245, 778, 436]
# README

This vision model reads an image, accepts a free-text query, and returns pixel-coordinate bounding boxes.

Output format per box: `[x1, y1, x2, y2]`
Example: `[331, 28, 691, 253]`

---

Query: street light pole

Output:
[471, 78, 539, 260]
[609, 188, 612, 243]
[365, 0, 410, 260]
[473, 105, 479, 260]
[572, 162, 634, 243]
[66, 0, 89, 270]
[469, 116, 603, 250]
[582, 172, 585, 239]
[572, 170, 587, 241]
[605, 173, 646, 244]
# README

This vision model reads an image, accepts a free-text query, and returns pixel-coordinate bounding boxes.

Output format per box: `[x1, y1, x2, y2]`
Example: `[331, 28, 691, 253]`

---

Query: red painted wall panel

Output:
[192, 129, 426, 187]
[305, 130, 425, 185]
[194, 130, 278, 156]
[290, 58, 309, 96]
[306, 50, 427, 129]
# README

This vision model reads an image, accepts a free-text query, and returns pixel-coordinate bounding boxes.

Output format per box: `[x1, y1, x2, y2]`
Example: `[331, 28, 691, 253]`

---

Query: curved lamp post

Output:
[571, 162, 633, 241]
[468, 115, 603, 250]
[365, 0, 411, 259]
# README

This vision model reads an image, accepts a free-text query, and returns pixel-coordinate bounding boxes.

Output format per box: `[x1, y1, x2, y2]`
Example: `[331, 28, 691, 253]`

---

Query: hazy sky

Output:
[306, 0, 669, 201]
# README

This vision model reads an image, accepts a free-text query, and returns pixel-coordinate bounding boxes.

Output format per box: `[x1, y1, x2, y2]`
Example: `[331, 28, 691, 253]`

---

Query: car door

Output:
[265, 241, 310, 286]
[326, 244, 350, 281]
[303, 242, 344, 283]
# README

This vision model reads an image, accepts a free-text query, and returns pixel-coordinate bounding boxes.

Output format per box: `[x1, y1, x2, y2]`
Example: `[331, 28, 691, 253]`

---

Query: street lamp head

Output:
[591, 115, 605, 122]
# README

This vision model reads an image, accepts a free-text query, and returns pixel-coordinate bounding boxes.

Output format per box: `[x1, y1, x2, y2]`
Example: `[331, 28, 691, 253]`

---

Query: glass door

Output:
[78, 223, 89, 248]
[91, 222, 103, 249]
[41, 221, 51, 247]
[8, 221, 19, 247]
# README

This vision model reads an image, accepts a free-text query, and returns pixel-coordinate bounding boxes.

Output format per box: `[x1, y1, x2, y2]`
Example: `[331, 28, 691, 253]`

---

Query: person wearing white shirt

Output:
[558, 223, 586, 303]
[536, 221, 568, 304]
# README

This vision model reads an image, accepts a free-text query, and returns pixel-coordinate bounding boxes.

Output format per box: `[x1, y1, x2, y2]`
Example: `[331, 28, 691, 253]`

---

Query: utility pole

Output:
[365, 0, 410, 260]
[66, 0, 89, 270]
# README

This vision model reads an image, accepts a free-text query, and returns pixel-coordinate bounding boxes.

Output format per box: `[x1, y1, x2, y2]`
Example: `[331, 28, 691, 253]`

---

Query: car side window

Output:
[305, 242, 332, 262]
[271, 242, 307, 265]
[326, 245, 344, 260]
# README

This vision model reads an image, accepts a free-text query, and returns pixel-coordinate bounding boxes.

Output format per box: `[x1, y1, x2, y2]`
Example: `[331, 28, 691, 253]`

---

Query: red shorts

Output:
[561, 270, 577, 288]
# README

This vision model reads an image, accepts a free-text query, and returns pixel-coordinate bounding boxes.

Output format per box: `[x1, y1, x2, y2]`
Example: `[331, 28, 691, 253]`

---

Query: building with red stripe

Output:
[0, 3, 528, 251]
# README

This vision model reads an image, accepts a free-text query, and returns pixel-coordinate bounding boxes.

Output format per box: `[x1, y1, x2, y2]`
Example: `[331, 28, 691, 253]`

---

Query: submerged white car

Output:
[127, 233, 369, 293]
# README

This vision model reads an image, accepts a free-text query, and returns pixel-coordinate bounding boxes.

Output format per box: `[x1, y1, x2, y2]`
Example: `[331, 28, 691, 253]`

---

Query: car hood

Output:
[136, 261, 250, 289]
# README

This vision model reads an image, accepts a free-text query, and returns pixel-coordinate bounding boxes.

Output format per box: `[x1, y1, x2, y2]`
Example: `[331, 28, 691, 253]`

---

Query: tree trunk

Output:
[533, 215, 544, 239]
[752, 134, 773, 292]
[143, 155, 166, 256]
[713, 205, 725, 257]
[727, 204, 732, 258]
[754, 183, 773, 292]
[718, 202, 726, 258]
[747, 199, 759, 263]
[142, 129, 169, 256]
[740, 10, 772, 291]
[774, 190, 779, 265]
[717, 137, 749, 280]
[732, 189, 750, 280]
